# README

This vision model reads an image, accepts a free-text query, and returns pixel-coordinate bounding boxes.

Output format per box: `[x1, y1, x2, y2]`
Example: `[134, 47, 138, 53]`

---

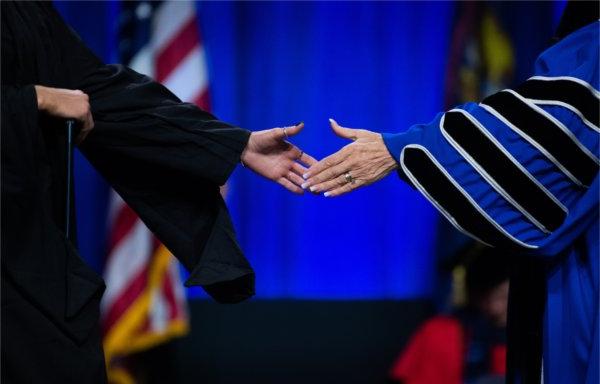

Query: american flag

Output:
[101, 2, 210, 382]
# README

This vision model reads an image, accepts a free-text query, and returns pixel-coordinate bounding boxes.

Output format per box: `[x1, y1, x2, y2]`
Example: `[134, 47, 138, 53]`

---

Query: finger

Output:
[310, 173, 350, 194]
[303, 149, 349, 180]
[76, 130, 87, 145]
[285, 121, 304, 137]
[305, 161, 351, 190]
[292, 162, 308, 177]
[298, 151, 318, 167]
[277, 122, 304, 140]
[76, 112, 94, 144]
[290, 146, 317, 167]
[286, 170, 305, 187]
[76, 123, 87, 144]
[329, 118, 359, 141]
[324, 182, 357, 197]
[278, 177, 303, 194]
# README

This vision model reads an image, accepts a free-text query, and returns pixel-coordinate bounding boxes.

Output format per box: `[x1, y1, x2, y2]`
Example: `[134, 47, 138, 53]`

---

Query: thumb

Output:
[278, 122, 304, 139]
[329, 118, 359, 141]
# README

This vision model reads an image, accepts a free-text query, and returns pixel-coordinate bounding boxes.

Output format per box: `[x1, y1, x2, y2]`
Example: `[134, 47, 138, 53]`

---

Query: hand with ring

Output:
[301, 119, 398, 197]
[241, 122, 317, 194]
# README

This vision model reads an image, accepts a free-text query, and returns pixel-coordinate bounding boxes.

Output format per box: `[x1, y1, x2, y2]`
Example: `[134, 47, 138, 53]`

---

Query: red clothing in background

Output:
[390, 317, 464, 384]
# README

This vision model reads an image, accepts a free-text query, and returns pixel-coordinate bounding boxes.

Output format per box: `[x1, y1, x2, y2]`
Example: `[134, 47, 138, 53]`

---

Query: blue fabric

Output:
[383, 21, 599, 384]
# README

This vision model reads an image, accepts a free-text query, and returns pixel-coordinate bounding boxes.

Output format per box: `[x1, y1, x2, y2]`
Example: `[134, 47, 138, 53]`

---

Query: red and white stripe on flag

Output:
[128, 1, 211, 109]
[101, 2, 210, 382]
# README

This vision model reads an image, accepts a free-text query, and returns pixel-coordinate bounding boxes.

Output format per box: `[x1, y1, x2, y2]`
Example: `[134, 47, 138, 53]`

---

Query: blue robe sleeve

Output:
[383, 21, 599, 255]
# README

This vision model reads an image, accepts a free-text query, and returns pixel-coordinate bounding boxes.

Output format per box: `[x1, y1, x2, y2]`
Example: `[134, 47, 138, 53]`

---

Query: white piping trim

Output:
[400, 144, 538, 249]
[441, 110, 568, 234]
[447, 110, 568, 213]
[400, 145, 492, 247]
[504, 89, 600, 165]
[527, 75, 600, 99]
[524, 98, 600, 134]
[480, 102, 585, 187]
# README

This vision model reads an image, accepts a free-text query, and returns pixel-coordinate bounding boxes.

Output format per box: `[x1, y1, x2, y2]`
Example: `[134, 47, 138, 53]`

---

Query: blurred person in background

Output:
[389, 245, 509, 384]
[303, 2, 599, 383]
[1, 2, 315, 383]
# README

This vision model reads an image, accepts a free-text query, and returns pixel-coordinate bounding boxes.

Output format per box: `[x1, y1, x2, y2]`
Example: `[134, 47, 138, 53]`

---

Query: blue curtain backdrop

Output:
[54, 1, 562, 300]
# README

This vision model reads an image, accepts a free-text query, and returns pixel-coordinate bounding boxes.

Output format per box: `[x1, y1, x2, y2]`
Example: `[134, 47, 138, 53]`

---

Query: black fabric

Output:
[79, 65, 254, 300]
[463, 246, 511, 301]
[443, 111, 567, 232]
[517, 78, 600, 128]
[402, 147, 522, 249]
[1, 2, 253, 382]
[505, 256, 545, 384]
[482, 91, 599, 187]
[1, 275, 108, 384]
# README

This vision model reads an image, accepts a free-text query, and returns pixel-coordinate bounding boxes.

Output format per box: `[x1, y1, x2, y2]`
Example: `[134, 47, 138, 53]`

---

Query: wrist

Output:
[381, 132, 406, 166]
[377, 134, 399, 171]
[34, 85, 47, 111]
[240, 132, 254, 166]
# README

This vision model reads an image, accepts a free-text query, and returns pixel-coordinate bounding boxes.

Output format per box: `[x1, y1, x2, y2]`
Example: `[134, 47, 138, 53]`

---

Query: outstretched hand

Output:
[302, 119, 398, 197]
[241, 122, 317, 194]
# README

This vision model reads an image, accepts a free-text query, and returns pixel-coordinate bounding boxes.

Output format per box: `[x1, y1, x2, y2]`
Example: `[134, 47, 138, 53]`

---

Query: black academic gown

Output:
[1, 3, 254, 383]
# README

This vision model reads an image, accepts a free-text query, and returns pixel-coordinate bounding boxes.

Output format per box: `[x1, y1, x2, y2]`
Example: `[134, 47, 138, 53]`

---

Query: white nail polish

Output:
[303, 173, 310, 179]
[329, 118, 334, 123]
[324, 192, 331, 197]
[309, 186, 316, 192]
[301, 183, 309, 189]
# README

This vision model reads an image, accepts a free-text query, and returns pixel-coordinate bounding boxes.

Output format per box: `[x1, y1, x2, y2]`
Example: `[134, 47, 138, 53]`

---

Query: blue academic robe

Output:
[383, 21, 599, 384]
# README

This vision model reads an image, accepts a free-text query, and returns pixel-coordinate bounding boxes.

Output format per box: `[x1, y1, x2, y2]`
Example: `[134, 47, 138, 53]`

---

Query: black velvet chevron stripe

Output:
[443, 111, 566, 232]
[517, 78, 599, 128]
[482, 91, 599, 187]
[402, 147, 526, 249]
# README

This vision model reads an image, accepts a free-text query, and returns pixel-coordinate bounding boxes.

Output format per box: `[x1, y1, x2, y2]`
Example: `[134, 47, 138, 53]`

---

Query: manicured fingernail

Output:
[301, 182, 309, 189]
[324, 192, 331, 197]
[329, 118, 334, 123]
[309, 186, 317, 192]
[303, 173, 310, 179]
[297, 121, 304, 126]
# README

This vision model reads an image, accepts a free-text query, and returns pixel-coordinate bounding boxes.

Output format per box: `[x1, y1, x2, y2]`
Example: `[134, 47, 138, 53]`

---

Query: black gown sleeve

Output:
[49, 7, 255, 302]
